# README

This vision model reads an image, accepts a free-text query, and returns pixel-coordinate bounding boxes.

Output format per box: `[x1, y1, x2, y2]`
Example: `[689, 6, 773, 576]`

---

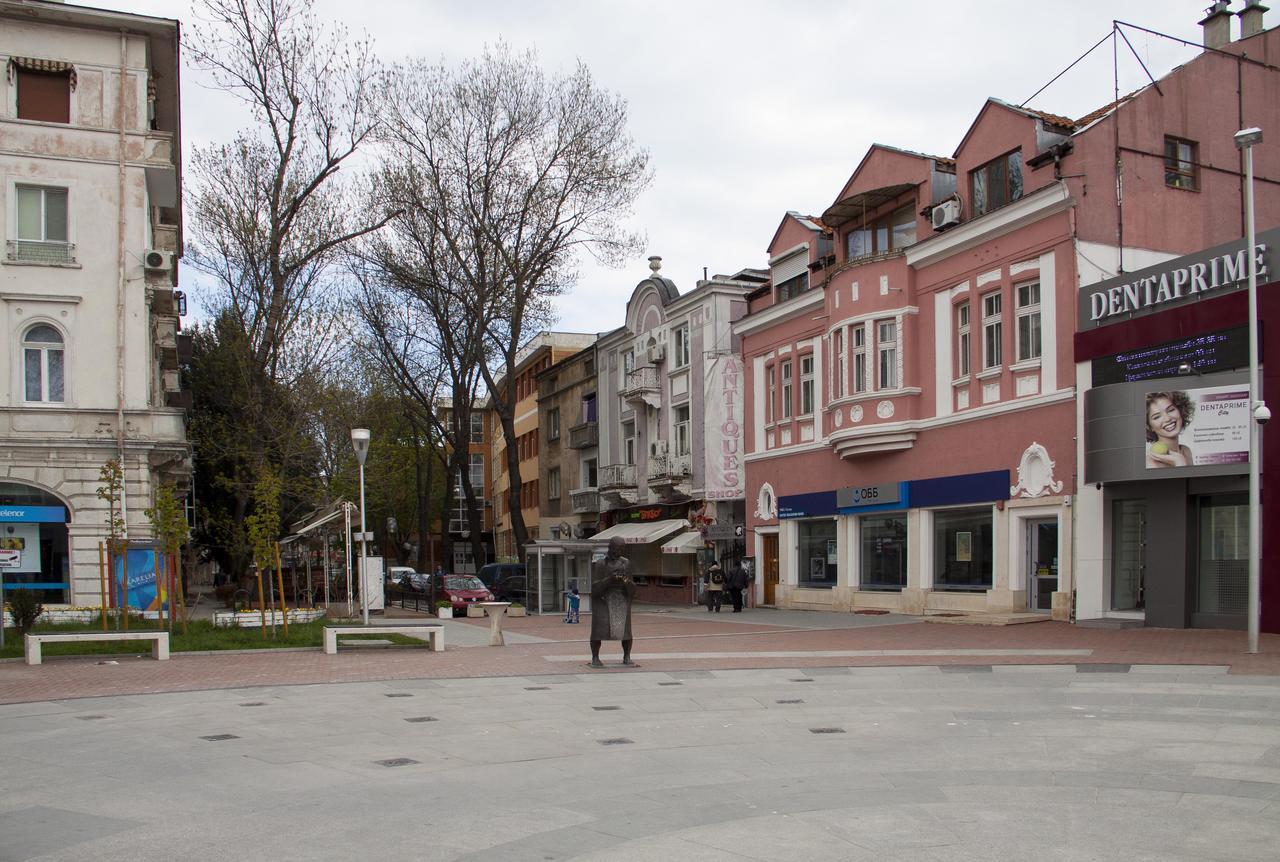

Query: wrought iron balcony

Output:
[620, 366, 660, 405]
[568, 421, 598, 449]
[599, 463, 637, 489]
[647, 453, 692, 485]
[570, 488, 599, 514]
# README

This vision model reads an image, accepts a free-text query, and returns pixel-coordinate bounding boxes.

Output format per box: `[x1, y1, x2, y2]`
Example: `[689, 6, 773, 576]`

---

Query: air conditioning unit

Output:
[143, 249, 174, 272]
[647, 343, 666, 363]
[651, 440, 668, 457]
[931, 200, 961, 231]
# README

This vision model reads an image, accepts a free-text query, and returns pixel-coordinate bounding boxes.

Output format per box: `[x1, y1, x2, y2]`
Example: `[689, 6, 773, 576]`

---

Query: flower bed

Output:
[213, 608, 327, 628]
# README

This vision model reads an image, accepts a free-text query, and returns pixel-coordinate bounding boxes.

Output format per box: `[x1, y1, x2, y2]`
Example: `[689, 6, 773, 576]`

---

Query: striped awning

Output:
[8, 57, 77, 89]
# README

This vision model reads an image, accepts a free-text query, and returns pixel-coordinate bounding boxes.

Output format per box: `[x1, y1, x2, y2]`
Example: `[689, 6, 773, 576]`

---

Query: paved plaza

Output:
[2, 609, 1279, 860]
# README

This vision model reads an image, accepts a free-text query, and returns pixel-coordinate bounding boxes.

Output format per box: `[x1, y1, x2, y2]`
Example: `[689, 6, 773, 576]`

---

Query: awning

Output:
[661, 531, 705, 554]
[8, 57, 77, 89]
[590, 519, 688, 545]
[821, 182, 919, 229]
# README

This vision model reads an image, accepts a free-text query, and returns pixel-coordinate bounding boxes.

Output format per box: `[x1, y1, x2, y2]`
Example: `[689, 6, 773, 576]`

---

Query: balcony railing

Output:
[570, 488, 599, 514]
[620, 366, 660, 400]
[647, 453, 692, 483]
[599, 463, 637, 489]
[568, 421, 598, 449]
[7, 240, 75, 265]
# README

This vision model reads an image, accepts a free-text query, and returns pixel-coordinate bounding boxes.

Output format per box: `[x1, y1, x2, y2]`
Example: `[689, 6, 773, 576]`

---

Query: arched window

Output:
[23, 324, 64, 403]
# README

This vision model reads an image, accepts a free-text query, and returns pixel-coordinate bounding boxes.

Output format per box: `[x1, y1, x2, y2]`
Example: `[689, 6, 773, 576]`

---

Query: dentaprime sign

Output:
[1080, 228, 1280, 327]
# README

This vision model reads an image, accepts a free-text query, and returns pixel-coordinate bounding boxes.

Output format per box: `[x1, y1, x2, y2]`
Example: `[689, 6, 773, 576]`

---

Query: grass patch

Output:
[0, 619, 434, 660]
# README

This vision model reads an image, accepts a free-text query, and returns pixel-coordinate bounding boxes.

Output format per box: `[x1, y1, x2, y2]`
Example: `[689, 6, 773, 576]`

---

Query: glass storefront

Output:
[933, 507, 993, 591]
[1195, 493, 1248, 617]
[0, 482, 71, 604]
[1111, 499, 1146, 611]
[860, 514, 906, 590]
[796, 518, 837, 589]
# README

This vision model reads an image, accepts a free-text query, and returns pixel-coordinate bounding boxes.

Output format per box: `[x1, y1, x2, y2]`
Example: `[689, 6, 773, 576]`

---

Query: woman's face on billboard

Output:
[1147, 396, 1184, 440]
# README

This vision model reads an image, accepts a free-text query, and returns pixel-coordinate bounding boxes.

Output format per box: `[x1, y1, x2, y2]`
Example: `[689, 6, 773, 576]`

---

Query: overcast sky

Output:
[112, 0, 1221, 336]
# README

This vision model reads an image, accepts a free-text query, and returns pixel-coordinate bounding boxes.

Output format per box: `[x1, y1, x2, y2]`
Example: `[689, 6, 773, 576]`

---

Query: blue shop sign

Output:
[777, 490, 837, 520]
[908, 470, 1010, 508]
[0, 505, 67, 524]
[836, 482, 907, 513]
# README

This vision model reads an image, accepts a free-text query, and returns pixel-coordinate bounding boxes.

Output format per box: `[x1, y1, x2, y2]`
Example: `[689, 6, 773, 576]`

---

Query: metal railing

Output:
[600, 463, 636, 489]
[648, 453, 692, 482]
[570, 488, 599, 513]
[621, 366, 659, 398]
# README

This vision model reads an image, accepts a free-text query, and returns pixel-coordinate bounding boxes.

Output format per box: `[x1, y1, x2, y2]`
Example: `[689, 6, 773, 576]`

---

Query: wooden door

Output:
[763, 533, 779, 605]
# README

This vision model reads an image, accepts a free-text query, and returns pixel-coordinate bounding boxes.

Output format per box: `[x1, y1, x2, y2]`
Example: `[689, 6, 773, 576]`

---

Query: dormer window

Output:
[971, 150, 1023, 217]
[845, 205, 916, 261]
[771, 250, 810, 301]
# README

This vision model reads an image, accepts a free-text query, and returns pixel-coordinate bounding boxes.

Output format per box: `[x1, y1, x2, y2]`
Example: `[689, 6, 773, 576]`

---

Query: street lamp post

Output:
[1234, 127, 1265, 654]
[351, 427, 371, 626]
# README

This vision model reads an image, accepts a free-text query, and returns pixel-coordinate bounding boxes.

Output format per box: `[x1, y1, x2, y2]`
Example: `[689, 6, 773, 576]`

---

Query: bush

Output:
[7, 589, 44, 635]
[435, 600, 452, 609]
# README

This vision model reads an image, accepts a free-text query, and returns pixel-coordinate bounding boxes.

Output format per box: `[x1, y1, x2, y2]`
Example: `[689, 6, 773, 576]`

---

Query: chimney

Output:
[1200, 0, 1234, 50]
[1239, 0, 1269, 38]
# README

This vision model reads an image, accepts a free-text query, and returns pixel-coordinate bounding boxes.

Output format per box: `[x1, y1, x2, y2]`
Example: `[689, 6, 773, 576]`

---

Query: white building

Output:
[1, 0, 188, 607]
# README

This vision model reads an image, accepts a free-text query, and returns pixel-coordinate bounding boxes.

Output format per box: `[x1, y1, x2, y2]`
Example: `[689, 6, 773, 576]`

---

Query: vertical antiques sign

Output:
[703, 355, 744, 500]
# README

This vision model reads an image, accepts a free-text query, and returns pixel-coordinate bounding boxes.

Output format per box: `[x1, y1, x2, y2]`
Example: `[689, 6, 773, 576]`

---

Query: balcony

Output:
[620, 366, 661, 409]
[646, 453, 692, 484]
[568, 421, 598, 449]
[600, 463, 637, 489]
[6, 240, 75, 266]
[570, 488, 599, 514]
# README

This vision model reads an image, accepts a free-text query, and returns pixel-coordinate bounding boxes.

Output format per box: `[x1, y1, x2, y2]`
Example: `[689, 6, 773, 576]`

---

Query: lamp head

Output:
[1235, 127, 1263, 149]
[350, 427, 371, 465]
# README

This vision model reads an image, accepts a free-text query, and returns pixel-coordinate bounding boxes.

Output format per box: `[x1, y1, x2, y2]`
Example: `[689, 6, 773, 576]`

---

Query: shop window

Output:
[981, 292, 1002, 369]
[15, 66, 72, 124]
[0, 481, 70, 604]
[876, 320, 898, 389]
[1015, 282, 1041, 362]
[23, 324, 65, 403]
[1164, 137, 1198, 190]
[673, 404, 691, 456]
[780, 360, 793, 419]
[852, 325, 867, 393]
[956, 302, 970, 377]
[14, 185, 72, 264]
[933, 507, 993, 591]
[845, 204, 917, 261]
[673, 325, 690, 368]
[799, 354, 814, 415]
[832, 328, 846, 399]
[860, 514, 907, 591]
[971, 151, 1023, 217]
[797, 519, 837, 589]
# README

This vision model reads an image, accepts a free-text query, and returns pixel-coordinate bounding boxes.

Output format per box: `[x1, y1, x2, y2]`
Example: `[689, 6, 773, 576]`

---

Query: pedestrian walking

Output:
[705, 563, 725, 612]
[725, 560, 748, 612]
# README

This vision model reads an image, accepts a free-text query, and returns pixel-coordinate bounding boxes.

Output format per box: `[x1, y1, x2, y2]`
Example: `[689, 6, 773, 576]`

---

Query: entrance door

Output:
[762, 533, 779, 605]
[1026, 519, 1058, 612]
[1192, 493, 1248, 630]
[1112, 500, 1146, 611]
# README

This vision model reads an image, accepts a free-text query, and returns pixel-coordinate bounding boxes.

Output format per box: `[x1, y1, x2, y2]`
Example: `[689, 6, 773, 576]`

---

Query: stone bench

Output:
[322, 623, 445, 655]
[24, 631, 170, 666]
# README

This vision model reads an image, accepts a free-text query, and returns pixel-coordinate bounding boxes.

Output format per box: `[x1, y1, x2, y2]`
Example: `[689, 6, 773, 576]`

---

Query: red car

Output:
[434, 574, 495, 611]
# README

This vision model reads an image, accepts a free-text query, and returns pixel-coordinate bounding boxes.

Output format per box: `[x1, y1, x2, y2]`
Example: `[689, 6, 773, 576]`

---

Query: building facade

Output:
[437, 400, 495, 574]
[0, 0, 188, 606]
[535, 344, 600, 542]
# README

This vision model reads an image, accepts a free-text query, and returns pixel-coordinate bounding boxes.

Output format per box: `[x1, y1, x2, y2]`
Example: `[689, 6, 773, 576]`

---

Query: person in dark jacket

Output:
[725, 561, 748, 612]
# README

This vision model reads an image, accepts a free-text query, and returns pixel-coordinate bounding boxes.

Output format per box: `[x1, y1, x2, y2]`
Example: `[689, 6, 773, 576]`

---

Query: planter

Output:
[436, 607, 453, 619]
[465, 605, 485, 618]
[213, 608, 326, 628]
[506, 607, 526, 617]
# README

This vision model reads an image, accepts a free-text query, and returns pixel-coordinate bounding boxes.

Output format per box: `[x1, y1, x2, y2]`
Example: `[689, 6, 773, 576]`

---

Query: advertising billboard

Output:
[1144, 386, 1250, 470]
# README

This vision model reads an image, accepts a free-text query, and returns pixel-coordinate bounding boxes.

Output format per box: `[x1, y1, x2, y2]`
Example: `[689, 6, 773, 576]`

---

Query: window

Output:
[674, 404, 691, 456]
[799, 355, 814, 415]
[582, 457, 598, 488]
[547, 468, 561, 500]
[956, 302, 971, 377]
[23, 324, 65, 403]
[581, 392, 597, 423]
[981, 292, 1002, 369]
[673, 325, 690, 368]
[846, 204, 917, 261]
[876, 320, 898, 389]
[832, 328, 845, 399]
[621, 349, 634, 381]
[766, 365, 776, 423]
[470, 413, 484, 444]
[1164, 137, 1198, 190]
[775, 272, 808, 301]
[861, 514, 907, 590]
[971, 151, 1023, 217]
[547, 408, 560, 441]
[797, 519, 837, 589]
[933, 507, 993, 591]
[469, 453, 484, 492]
[15, 65, 72, 124]
[14, 185, 71, 264]
[1015, 282, 1041, 362]
[780, 360, 793, 419]
[852, 325, 867, 393]
[622, 420, 636, 465]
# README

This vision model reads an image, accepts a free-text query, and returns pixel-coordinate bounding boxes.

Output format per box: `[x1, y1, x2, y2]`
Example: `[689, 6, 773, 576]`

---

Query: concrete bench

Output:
[322, 623, 445, 655]
[24, 631, 170, 666]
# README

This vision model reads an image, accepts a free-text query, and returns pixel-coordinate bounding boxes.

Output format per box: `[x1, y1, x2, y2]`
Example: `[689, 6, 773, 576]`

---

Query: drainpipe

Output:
[116, 30, 129, 538]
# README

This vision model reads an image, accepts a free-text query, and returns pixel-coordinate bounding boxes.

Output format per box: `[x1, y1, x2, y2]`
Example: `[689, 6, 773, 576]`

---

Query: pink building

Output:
[739, 3, 1280, 627]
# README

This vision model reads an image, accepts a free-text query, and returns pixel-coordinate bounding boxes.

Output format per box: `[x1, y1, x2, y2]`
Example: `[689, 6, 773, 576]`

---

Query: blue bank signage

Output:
[836, 483, 902, 510]
[0, 505, 67, 523]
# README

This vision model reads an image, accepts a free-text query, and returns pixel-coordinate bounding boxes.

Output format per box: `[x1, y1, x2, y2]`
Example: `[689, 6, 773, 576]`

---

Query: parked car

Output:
[435, 574, 495, 611]
[477, 563, 528, 604]
[387, 566, 417, 589]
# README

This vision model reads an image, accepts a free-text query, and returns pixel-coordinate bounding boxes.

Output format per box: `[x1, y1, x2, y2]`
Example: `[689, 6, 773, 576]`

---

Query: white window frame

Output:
[622, 420, 636, 465]
[469, 412, 484, 444]
[621, 349, 634, 383]
[547, 407, 560, 441]
[852, 325, 867, 393]
[673, 325, 690, 368]
[12, 183, 73, 264]
[766, 365, 776, 423]
[1015, 281, 1042, 362]
[547, 467, 561, 500]
[780, 359, 793, 419]
[21, 322, 66, 404]
[832, 328, 846, 399]
[673, 404, 691, 456]
[876, 320, 898, 390]
[799, 354, 815, 415]
[982, 291, 1003, 370]
[957, 302, 971, 378]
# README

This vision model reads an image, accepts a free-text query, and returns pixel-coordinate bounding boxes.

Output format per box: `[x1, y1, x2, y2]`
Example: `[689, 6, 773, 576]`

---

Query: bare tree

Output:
[373, 44, 651, 559]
